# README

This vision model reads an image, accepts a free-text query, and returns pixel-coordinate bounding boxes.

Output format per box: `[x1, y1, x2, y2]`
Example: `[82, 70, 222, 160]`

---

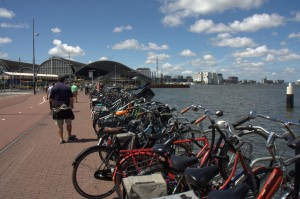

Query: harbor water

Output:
[152, 84, 300, 160]
[152, 84, 300, 126]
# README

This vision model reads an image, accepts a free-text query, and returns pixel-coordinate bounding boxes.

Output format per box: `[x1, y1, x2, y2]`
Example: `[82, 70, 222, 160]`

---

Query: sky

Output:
[0, 0, 300, 82]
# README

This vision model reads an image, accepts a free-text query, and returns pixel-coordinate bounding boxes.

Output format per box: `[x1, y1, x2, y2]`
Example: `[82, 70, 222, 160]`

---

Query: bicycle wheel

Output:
[72, 146, 120, 199]
[114, 153, 169, 198]
[218, 128, 270, 182]
[237, 166, 274, 198]
[172, 142, 195, 157]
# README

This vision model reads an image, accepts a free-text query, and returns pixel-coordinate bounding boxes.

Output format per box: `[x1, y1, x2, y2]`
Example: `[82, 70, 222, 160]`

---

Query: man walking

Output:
[71, 83, 78, 103]
[50, 75, 76, 144]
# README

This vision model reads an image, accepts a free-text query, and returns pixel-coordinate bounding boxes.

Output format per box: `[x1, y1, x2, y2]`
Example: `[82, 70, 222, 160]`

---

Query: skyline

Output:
[0, 0, 299, 82]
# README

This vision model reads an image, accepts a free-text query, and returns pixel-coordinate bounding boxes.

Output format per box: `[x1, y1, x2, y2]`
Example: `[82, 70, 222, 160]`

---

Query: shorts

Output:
[55, 119, 72, 129]
[73, 91, 78, 96]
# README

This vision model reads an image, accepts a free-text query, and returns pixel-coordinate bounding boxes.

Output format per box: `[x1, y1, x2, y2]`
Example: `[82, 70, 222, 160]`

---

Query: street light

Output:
[32, 18, 39, 95]
[114, 65, 117, 86]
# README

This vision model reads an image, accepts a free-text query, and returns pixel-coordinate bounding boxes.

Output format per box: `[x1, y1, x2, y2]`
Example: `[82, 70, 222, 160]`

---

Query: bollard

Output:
[286, 83, 294, 108]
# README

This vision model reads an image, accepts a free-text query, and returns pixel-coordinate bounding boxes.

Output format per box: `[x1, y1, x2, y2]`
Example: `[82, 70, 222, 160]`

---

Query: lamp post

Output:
[32, 18, 39, 95]
[114, 65, 117, 86]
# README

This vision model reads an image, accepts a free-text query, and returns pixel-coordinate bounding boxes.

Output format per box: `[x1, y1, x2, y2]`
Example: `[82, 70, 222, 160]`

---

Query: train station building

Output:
[0, 57, 152, 89]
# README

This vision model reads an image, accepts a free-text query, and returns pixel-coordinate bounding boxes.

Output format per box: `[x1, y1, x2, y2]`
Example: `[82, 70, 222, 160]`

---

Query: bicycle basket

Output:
[116, 132, 136, 150]
[98, 116, 125, 129]
[123, 174, 167, 199]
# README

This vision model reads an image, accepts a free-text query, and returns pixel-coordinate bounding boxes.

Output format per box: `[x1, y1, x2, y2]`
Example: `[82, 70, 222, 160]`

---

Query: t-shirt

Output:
[71, 84, 78, 93]
[50, 82, 73, 106]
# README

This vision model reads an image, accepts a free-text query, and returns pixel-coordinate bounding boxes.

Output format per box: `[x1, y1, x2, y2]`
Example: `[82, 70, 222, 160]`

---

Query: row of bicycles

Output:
[72, 86, 300, 199]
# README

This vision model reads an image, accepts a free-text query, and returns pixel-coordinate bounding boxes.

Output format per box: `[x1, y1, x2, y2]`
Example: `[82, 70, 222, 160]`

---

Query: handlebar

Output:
[232, 115, 252, 128]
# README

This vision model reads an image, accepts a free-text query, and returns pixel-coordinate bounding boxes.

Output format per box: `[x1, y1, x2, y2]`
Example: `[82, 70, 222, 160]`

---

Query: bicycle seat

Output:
[207, 184, 249, 199]
[152, 136, 177, 154]
[103, 127, 126, 134]
[170, 155, 199, 172]
[184, 165, 219, 189]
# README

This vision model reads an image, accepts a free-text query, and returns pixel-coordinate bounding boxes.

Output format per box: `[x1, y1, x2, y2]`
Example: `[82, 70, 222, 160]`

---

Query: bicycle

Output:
[208, 110, 300, 199]
[72, 111, 202, 199]
[113, 106, 245, 198]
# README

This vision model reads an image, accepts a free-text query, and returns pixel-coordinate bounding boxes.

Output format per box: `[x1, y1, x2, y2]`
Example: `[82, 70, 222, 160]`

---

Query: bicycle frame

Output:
[112, 136, 210, 181]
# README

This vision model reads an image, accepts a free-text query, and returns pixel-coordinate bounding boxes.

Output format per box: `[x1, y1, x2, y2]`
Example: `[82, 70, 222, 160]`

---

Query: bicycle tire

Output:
[218, 129, 270, 181]
[72, 146, 120, 199]
[238, 166, 274, 198]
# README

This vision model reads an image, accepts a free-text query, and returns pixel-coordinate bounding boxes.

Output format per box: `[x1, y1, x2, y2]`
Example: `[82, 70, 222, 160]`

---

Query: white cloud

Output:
[112, 39, 140, 50]
[229, 13, 285, 32]
[190, 58, 202, 67]
[162, 14, 183, 27]
[212, 33, 256, 48]
[232, 45, 268, 58]
[145, 52, 170, 64]
[51, 27, 61, 33]
[113, 25, 132, 33]
[189, 13, 285, 34]
[161, 62, 173, 69]
[0, 37, 12, 44]
[160, 0, 268, 26]
[264, 54, 275, 62]
[180, 49, 196, 57]
[233, 59, 265, 74]
[278, 53, 300, 61]
[291, 11, 300, 22]
[112, 39, 168, 50]
[182, 70, 193, 75]
[48, 39, 85, 57]
[0, 22, 28, 28]
[203, 54, 217, 66]
[190, 54, 217, 67]
[0, 8, 15, 18]
[0, 52, 8, 58]
[283, 67, 297, 74]
[189, 19, 230, 33]
[99, 56, 109, 60]
[160, 62, 183, 75]
[288, 32, 300, 39]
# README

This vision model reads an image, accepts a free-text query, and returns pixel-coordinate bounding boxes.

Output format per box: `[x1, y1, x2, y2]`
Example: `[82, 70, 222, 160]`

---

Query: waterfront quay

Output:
[0, 91, 108, 198]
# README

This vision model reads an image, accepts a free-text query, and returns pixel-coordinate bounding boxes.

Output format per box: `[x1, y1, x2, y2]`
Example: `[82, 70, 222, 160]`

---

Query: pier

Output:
[150, 84, 190, 88]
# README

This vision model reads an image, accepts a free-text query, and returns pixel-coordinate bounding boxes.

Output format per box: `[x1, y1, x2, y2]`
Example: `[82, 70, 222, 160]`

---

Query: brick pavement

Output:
[0, 91, 117, 198]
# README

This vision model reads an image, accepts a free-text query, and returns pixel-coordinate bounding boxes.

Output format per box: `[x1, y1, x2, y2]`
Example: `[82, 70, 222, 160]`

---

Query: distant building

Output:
[177, 75, 184, 82]
[217, 73, 223, 84]
[136, 68, 151, 78]
[193, 72, 223, 84]
[163, 75, 172, 82]
[274, 80, 284, 84]
[186, 76, 193, 82]
[193, 72, 203, 83]
[262, 76, 273, 84]
[224, 76, 239, 84]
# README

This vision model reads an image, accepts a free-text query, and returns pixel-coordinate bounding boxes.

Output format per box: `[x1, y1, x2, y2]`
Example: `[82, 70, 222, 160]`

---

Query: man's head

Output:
[58, 75, 65, 83]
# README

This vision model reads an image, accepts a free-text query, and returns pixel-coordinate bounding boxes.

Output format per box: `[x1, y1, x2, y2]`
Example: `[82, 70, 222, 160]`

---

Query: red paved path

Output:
[0, 91, 116, 198]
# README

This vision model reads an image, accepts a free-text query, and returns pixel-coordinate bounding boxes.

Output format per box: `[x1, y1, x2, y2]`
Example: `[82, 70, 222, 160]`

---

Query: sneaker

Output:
[68, 135, 76, 141]
[60, 140, 66, 144]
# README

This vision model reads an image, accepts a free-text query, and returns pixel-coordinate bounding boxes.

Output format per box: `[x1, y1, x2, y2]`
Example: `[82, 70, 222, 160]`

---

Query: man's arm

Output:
[49, 97, 54, 104]
[70, 97, 74, 109]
